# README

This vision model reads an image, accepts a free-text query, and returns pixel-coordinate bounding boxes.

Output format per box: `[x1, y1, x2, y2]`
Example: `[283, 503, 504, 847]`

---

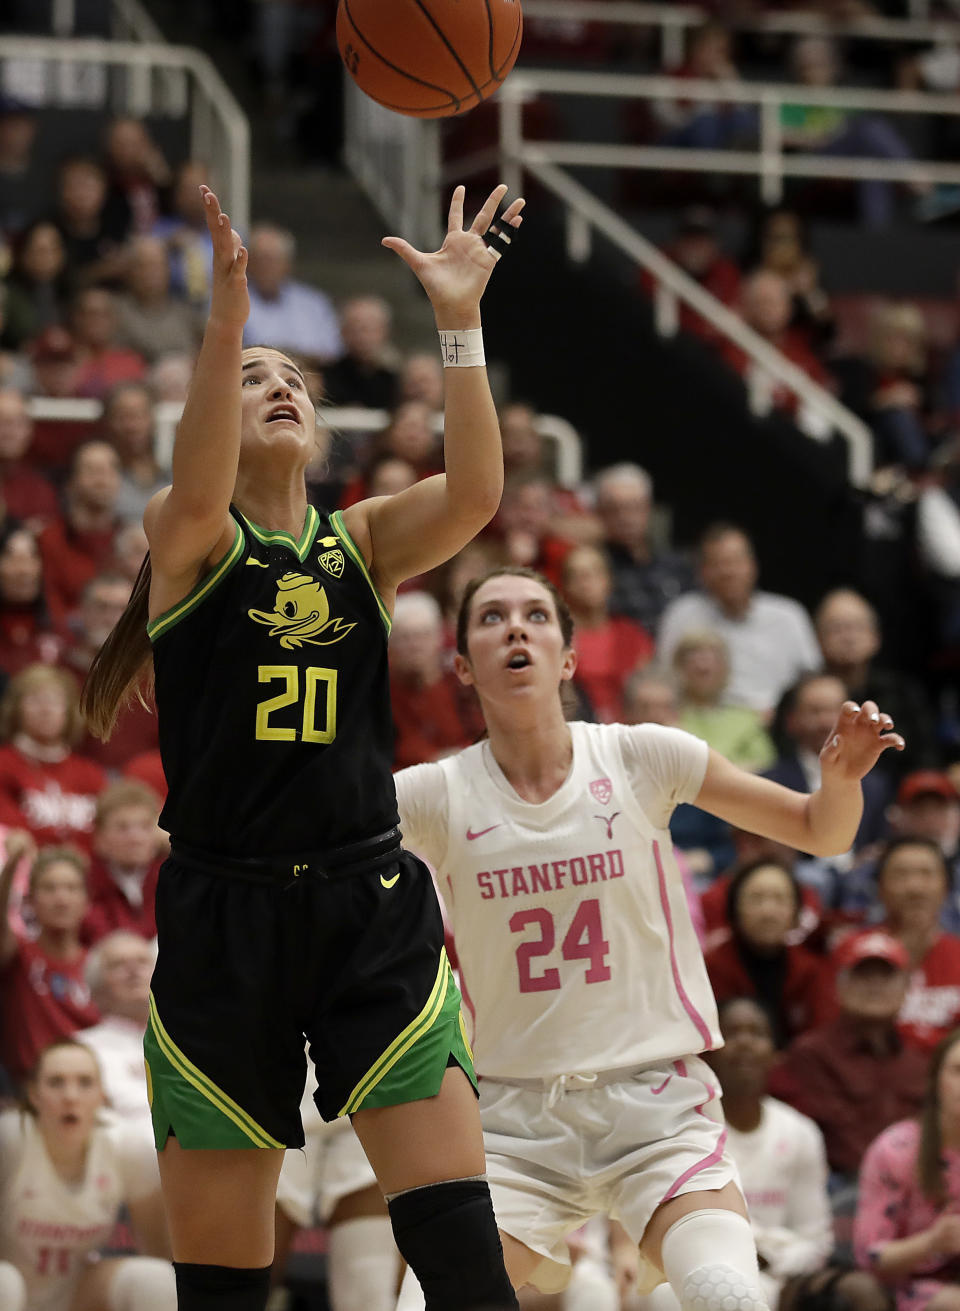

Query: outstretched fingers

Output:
[446, 184, 466, 235]
[500, 196, 526, 229]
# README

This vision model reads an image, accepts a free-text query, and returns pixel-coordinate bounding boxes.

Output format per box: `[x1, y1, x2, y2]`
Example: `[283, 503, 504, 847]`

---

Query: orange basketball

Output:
[337, 0, 523, 119]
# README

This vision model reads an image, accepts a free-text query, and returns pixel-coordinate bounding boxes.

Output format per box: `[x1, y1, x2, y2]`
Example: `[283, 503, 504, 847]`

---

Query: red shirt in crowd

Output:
[73, 348, 146, 400]
[390, 671, 484, 771]
[0, 743, 106, 851]
[81, 856, 161, 945]
[721, 331, 833, 412]
[895, 933, 960, 1053]
[0, 610, 63, 677]
[123, 749, 166, 803]
[38, 517, 119, 621]
[0, 462, 59, 525]
[28, 417, 100, 478]
[700, 871, 825, 953]
[0, 937, 98, 1082]
[572, 617, 654, 723]
[704, 935, 828, 1042]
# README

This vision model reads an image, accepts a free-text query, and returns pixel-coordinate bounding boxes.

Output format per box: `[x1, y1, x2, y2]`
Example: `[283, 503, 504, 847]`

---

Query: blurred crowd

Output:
[3, 7, 960, 1309]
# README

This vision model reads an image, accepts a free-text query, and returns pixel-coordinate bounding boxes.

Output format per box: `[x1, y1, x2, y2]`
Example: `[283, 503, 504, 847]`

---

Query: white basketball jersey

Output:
[0, 1110, 158, 1311]
[395, 721, 720, 1079]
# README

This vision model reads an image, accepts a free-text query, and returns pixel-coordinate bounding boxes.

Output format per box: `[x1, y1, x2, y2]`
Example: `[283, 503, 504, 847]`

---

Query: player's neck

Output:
[720, 1091, 763, 1133]
[233, 475, 309, 536]
[485, 711, 573, 805]
[41, 1129, 89, 1184]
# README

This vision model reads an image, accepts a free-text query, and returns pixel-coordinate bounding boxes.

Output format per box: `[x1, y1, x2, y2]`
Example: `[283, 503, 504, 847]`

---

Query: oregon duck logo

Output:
[248, 573, 356, 649]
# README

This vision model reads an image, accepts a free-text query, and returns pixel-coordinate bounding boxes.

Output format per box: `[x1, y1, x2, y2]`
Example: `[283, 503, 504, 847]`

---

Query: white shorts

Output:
[275, 1112, 377, 1228]
[479, 1055, 738, 1295]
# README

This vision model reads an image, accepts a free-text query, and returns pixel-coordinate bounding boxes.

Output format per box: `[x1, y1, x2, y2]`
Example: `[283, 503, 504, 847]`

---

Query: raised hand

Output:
[819, 700, 904, 783]
[381, 183, 525, 321]
[201, 185, 249, 331]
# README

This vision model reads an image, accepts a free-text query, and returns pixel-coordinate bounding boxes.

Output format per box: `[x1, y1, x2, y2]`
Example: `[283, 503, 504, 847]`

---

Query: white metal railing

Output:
[109, 0, 188, 116]
[26, 400, 584, 490]
[484, 70, 960, 209]
[0, 36, 249, 231]
[521, 1, 960, 68]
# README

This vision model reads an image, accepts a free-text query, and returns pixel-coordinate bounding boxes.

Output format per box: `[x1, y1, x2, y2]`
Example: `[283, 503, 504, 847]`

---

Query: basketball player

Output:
[80, 182, 523, 1311]
[392, 567, 903, 1311]
[0, 1039, 174, 1311]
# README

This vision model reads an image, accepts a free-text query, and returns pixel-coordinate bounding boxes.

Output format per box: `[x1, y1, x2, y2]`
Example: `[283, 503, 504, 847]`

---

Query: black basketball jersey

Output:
[149, 505, 399, 856]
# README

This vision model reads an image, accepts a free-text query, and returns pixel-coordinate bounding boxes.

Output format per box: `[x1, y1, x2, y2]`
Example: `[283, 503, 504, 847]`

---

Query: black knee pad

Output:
[388, 1177, 519, 1311]
[173, 1262, 271, 1310]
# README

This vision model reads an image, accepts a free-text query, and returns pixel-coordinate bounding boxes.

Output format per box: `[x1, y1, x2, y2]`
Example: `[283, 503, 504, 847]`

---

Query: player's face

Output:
[239, 350, 315, 461]
[31, 863, 89, 933]
[30, 1045, 103, 1138]
[456, 575, 576, 706]
[878, 845, 948, 929]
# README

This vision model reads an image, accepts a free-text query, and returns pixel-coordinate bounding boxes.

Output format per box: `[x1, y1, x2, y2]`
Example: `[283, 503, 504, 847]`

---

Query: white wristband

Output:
[439, 328, 485, 368]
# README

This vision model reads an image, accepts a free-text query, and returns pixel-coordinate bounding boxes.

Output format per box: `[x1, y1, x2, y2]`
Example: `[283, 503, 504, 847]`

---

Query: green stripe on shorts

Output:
[144, 992, 286, 1150]
[339, 949, 477, 1116]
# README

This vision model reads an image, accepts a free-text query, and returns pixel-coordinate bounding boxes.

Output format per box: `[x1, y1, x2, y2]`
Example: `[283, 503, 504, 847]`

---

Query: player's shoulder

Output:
[0, 1107, 31, 1164]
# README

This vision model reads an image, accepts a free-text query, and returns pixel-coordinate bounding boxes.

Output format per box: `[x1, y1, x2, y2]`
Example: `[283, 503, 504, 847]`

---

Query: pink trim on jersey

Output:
[651, 1074, 673, 1095]
[660, 1061, 728, 1203]
[653, 840, 712, 1048]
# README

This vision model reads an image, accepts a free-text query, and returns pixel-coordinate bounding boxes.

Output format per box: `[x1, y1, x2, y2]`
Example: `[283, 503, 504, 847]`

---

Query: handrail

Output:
[0, 36, 249, 232]
[518, 153, 874, 488]
[25, 401, 585, 491]
[521, 0, 960, 65]
[483, 69, 960, 207]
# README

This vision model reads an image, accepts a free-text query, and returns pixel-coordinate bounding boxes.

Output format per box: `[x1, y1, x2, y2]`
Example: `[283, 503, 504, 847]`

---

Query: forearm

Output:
[435, 305, 503, 521]
[801, 777, 864, 856]
[170, 317, 243, 513]
[0, 859, 20, 964]
[871, 1230, 937, 1280]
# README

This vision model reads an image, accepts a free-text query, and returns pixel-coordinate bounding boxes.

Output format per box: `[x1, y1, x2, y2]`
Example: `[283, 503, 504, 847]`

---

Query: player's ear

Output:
[560, 647, 577, 683]
[453, 652, 474, 686]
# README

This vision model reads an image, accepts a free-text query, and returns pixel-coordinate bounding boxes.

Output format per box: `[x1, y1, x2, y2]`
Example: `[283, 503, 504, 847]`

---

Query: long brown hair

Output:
[918, 1027, 960, 1202]
[79, 551, 153, 740]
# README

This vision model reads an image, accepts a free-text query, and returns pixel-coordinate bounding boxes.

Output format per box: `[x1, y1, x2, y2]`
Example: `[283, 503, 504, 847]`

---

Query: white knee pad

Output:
[328, 1216, 399, 1311]
[660, 1210, 767, 1311]
[108, 1256, 177, 1311]
[0, 1260, 27, 1311]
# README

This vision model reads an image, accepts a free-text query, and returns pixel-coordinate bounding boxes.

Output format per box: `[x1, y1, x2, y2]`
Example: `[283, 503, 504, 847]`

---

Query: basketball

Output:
[337, 0, 523, 119]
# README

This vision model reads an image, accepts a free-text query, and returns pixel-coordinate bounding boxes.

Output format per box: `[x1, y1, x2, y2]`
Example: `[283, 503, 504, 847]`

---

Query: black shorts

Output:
[144, 847, 474, 1150]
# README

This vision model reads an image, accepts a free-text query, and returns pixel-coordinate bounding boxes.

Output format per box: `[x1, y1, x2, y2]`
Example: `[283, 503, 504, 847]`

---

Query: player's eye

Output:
[286, 374, 303, 390]
[242, 375, 259, 386]
[479, 608, 501, 623]
[529, 607, 548, 621]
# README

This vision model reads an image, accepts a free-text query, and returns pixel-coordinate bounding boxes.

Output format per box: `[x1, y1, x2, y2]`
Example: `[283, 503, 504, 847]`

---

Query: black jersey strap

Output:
[170, 826, 403, 886]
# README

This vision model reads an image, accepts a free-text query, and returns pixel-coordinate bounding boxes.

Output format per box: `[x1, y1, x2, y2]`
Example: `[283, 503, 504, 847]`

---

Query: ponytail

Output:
[80, 552, 154, 740]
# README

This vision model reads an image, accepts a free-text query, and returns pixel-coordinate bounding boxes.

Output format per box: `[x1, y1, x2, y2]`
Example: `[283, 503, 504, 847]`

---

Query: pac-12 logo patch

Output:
[318, 548, 344, 578]
[590, 777, 613, 806]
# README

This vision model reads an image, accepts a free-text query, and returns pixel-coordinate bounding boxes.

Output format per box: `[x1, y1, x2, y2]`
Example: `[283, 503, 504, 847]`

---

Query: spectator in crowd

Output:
[854, 1028, 960, 1311]
[115, 234, 203, 363]
[765, 673, 891, 849]
[673, 630, 775, 772]
[100, 380, 168, 523]
[82, 780, 162, 944]
[365, 452, 417, 499]
[704, 857, 827, 1045]
[747, 208, 835, 354]
[103, 116, 172, 237]
[561, 543, 654, 722]
[650, 207, 742, 345]
[339, 400, 440, 507]
[52, 154, 129, 287]
[622, 668, 680, 725]
[722, 270, 833, 406]
[78, 929, 156, 1139]
[835, 303, 942, 474]
[0, 665, 106, 851]
[389, 591, 482, 769]
[0, 526, 62, 677]
[653, 21, 754, 150]
[770, 929, 927, 1183]
[243, 222, 342, 366]
[865, 836, 960, 1053]
[398, 350, 444, 412]
[815, 588, 939, 777]
[706, 997, 834, 1308]
[323, 295, 399, 408]
[1, 219, 68, 349]
[0, 285, 33, 391]
[0, 96, 45, 240]
[148, 350, 194, 404]
[68, 286, 147, 400]
[782, 36, 921, 229]
[501, 402, 591, 530]
[593, 463, 694, 634]
[151, 158, 213, 307]
[122, 748, 166, 805]
[0, 836, 98, 1084]
[39, 440, 124, 620]
[496, 471, 574, 588]
[659, 523, 821, 716]
[27, 326, 100, 475]
[112, 522, 149, 585]
[0, 1038, 175, 1310]
[0, 388, 58, 528]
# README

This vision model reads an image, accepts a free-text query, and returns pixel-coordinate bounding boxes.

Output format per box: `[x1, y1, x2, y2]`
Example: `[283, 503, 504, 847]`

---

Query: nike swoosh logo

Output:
[380, 872, 400, 889]
[245, 557, 269, 567]
[466, 825, 502, 841]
